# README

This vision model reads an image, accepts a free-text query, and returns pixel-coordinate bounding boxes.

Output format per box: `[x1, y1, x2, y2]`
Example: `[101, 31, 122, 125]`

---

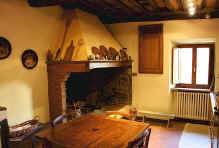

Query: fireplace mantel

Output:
[47, 60, 132, 73]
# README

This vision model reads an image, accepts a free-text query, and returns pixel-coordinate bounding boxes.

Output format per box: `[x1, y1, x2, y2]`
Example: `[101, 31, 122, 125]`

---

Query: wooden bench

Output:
[138, 111, 175, 127]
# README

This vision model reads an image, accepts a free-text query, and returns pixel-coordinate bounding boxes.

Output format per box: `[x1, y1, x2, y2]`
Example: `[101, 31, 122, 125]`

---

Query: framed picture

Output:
[22, 49, 38, 69]
[0, 37, 12, 60]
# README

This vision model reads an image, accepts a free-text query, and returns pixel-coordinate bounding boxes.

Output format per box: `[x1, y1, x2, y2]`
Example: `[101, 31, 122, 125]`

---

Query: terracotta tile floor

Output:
[148, 121, 185, 148]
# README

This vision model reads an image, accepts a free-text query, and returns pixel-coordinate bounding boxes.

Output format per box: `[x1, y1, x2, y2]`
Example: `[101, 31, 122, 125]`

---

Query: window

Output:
[172, 44, 213, 89]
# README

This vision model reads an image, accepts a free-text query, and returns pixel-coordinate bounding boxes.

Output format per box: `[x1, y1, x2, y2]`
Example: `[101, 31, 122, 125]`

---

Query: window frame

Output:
[172, 44, 214, 89]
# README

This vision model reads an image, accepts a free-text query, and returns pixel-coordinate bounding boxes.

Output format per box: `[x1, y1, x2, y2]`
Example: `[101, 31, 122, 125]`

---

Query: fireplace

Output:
[65, 67, 132, 115]
[47, 61, 132, 121]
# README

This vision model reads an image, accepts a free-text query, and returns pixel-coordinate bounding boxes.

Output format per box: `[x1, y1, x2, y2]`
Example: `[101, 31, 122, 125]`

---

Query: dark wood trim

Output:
[28, 0, 75, 7]
[192, 46, 197, 87]
[171, 47, 175, 84]
[171, 87, 210, 93]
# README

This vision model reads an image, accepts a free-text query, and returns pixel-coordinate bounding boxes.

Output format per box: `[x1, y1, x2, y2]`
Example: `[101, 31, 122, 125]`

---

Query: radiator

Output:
[174, 91, 210, 121]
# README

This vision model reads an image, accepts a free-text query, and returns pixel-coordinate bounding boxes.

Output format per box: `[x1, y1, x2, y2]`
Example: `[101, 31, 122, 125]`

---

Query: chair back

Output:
[0, 106, 9, 148]
[127, 127, 151, 148]
[52, 114, 68, 128]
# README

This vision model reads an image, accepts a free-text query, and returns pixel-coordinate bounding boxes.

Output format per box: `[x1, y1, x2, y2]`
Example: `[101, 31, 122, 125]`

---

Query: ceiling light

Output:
[189, 10, 195, 15]
[188, 2, 194, 7]
[188, 7, 195, 12]
[187, 0, 193, 2]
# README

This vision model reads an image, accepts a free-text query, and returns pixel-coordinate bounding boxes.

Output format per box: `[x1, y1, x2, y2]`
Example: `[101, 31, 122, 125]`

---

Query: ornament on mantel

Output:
[99, 45, 108, 60]
[55, 48, 62, 61]
[91, 46, 101, 60]
[46, 50, 53, 63]
[88, 54, 94, 60]
[108, 47, 118, 60]
[120, 48, 129, 61]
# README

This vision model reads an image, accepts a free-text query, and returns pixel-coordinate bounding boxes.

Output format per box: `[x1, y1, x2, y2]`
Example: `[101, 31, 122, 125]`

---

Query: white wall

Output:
[0, 0, 64, 125]
[107, 19, 219, 114]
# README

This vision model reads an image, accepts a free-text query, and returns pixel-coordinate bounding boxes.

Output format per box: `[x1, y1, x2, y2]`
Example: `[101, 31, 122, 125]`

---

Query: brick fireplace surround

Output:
[47, 61, 132, 121]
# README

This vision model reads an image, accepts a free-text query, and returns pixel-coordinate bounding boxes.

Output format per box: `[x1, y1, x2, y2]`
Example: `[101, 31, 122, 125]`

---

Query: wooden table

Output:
[36, 114, 150, 148]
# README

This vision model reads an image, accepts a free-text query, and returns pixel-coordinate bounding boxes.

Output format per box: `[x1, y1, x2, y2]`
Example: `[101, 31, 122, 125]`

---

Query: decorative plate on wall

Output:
[0, 37, 12, 60]
[22, 49, 38, 69]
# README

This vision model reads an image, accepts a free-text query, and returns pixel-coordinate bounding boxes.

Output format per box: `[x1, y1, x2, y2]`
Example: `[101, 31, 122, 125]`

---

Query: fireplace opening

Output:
[65, 67, 132, 115]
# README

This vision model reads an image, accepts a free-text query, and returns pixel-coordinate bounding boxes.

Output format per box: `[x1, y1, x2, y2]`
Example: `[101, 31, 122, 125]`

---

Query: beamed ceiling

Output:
[28, 0, 219, 24]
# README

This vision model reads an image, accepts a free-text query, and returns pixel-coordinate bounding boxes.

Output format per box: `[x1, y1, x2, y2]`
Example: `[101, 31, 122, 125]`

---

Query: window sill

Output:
[171, 87, 211, 93]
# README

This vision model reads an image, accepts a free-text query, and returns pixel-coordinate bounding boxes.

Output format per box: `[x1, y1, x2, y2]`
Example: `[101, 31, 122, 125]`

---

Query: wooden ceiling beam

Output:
[109, 7, 216, 18]
[206, 0, 217, 8]
[118, 0, 143, 14]
[86, 0, 117, 15]
[28, 0, 75, 7]
[128, 0, 151, 13]
[164, 0, 180, 11]
[96, 0, 129, 17]
[102, 0, 134, 16]
[29, 0, 219, 24]
[147, 0, 159, 10]
[132, 0, 151, 11]
[69, 0, 114, 19]
[103, 8, 219, 23]
[137, 0, 154, 11]
[117, 0, 139, 14]
[197, 0, 206, 9]
[154, 0, 166, 8]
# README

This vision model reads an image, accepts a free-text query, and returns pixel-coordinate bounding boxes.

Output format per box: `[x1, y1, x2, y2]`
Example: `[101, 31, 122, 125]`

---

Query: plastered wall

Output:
[76, 9, 122, 56]
[107, 19, 219, 114]
[0, 0, 64, 125]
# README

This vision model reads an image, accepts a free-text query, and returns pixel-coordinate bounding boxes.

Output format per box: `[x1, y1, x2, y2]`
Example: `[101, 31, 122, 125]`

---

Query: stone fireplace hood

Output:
[47, 9, 133, 73]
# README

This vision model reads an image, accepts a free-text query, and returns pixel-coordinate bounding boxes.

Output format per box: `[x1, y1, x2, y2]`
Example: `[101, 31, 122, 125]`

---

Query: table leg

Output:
[42, 139, 54, 148]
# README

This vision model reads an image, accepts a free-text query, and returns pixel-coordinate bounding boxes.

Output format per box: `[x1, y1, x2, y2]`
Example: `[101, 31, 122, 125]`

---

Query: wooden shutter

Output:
[139, 24, 163, 74]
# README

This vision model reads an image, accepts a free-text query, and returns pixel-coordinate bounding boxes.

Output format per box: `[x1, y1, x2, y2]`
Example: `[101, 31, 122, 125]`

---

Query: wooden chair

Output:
[51, 114, 69, 127]
[0, 119, 10, 148]
[127, 128, 151, 148]
[0, 107, 44, 148]
[41, 115, 68, 148]
[0, 106, 10, 148]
